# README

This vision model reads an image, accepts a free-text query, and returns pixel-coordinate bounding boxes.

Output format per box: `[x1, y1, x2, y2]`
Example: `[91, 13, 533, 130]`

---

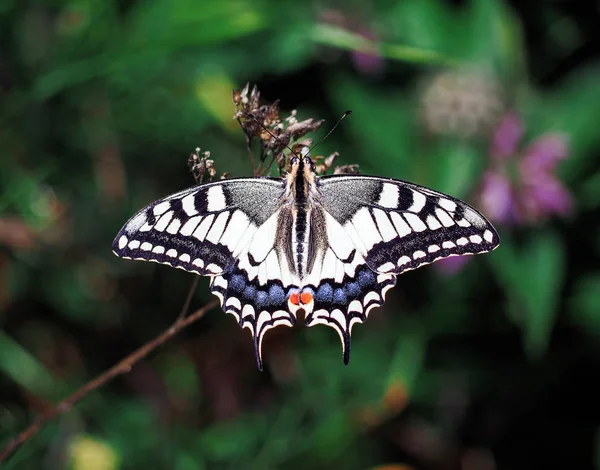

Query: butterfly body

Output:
[113, 149, 499, 369]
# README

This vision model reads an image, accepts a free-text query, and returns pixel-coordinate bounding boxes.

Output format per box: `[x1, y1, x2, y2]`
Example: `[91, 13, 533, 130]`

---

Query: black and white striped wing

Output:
[112, 178, 299, 369]
[318, 175, 500, 273]
[304, 175, 499, 360]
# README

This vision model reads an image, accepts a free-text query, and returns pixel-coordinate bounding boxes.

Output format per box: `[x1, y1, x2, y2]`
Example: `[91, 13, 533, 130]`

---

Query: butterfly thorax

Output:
[283, 153, 322, 280]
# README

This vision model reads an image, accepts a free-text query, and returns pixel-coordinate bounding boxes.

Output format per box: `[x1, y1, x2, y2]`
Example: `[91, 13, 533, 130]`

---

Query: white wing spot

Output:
[373, 209, 397, 242]
[378, 183, 399, 208]
[408, 190, 427, 213]
[192, 258, 204, 268]
[225, 297, 241, 310]
[118, 235, 128, 249]
[193, 214, 214, 241]
[484, 230, 494, 243]
[457, 218, 471, 227]
[166, 218, 182, 234]
[435, 208, 455, 227]
[206, 212, 229, 244]
[428, 244, 440, 253]
[438, 198, 457, 212]
[182, 194, 198, 216]
[464, 208, 487, 228]
[219, 211, 250, 250]
[154, 211, 173, 232]
[128, 240, 140, 250]
[166, 249, 177, 258]
[348, 300, 363, 314]
[331, 310, 347, 330]
[456, 237, 469, 246]
[180, 216, 203, 236]
[413, 250, 426, 260]
[207, 186, 227, 212]
[153, 201, 171, 216]
[212, 276, 228, 289]
[390, 212, 411, 237]
[352, 207, 382, 249]
[426, 215, 442, 230]
[206, 263, 222, 274]
[364, 291, 380, 305]
[378, 261, 396, 272]
[398, 255, 411, 266]
[140, 242, 152, 251]
[442, 241, 456, 249]
[404, 213, 427, 232]
[125, 212, 147, 234]
[139, 222, 153, 232]
[179, 253, 191, 263]
[470, 234, 483, 244]
[152, 246, 165, 254]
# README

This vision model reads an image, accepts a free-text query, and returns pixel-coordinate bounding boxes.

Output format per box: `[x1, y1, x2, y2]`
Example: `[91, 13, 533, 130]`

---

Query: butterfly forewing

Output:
[318, 175, 500, 274]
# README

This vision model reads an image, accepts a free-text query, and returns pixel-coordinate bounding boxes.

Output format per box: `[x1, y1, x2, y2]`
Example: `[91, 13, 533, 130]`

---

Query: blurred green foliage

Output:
[1, 1, 599, 469]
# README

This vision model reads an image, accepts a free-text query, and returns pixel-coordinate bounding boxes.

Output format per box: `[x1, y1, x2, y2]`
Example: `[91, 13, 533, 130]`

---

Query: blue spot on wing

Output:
[230, 274, 246, 293]
[333, 288, 347, 304]
[346, 281, 360, 298]
[316, 283, 333, 302]
[243, 285, 256, 301]
[256, 290, 268, 307]
[358, 269, 375, 287]
[269, 284, 285, 304]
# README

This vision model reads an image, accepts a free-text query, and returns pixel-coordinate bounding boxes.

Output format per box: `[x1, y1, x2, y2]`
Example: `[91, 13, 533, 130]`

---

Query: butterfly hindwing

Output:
[208, 209, 300, 370]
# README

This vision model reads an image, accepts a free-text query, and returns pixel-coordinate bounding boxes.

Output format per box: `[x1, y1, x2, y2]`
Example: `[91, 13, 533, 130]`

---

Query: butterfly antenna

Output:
[310, 110, 352, 153]
[247, 114, 299, 157]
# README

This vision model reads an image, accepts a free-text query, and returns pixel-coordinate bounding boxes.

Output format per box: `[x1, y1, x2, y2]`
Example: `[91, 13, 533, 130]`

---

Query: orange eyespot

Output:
[289, 292, 300, 306]
[300, 291, 313, 304]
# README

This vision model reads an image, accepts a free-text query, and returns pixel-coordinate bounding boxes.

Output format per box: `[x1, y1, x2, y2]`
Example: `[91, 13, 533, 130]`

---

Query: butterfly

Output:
[113, 147, 499, 370]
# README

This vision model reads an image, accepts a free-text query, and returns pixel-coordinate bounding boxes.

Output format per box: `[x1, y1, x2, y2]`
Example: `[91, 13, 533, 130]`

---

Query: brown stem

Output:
[0, 297, 219, 464]
[237, 120, 256, 175]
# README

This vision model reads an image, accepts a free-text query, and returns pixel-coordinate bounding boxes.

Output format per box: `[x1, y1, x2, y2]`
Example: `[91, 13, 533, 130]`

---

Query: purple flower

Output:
[350, 29, 385, 76]
[437, 111, 572, 275]
[480, 111, 573, 225]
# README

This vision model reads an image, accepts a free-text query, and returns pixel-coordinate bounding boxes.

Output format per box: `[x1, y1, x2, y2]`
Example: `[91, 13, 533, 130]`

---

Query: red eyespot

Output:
[289, 292, 300, 306]
[300, 291, 313, 304]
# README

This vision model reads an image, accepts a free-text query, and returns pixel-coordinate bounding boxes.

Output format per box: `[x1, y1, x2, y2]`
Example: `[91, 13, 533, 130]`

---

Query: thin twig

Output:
[0, 297, 219, 464]
[238, 122, 256, 175]
[175, 276, 199, 325]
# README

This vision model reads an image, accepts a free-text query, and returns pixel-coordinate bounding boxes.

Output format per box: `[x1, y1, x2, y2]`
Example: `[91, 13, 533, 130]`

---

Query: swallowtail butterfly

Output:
[113, 148, 499, 369]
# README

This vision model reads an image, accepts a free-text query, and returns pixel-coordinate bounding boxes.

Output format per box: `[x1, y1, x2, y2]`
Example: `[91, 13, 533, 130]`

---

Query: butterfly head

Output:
[289, 145, 315, 175]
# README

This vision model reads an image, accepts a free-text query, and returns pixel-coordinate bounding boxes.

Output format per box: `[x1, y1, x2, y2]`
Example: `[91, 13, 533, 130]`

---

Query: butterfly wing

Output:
[305, 175, 500, 362]
[318, 175, 500, 273]
[112, 177, 299, 369]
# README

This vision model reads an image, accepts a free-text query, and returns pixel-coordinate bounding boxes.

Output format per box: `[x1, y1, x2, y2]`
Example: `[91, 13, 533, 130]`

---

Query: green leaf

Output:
[526, 65, 600, 183]
[489, 231, 565, 359]
[312, 23, 456, 66]
[326, 76, 415, 178]
[569, 273, 600, 339]
[0, 331, 67, 401]
[428, 140, 484, 199]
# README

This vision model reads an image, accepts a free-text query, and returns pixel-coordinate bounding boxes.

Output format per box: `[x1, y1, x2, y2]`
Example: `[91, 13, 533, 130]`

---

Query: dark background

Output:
[1, 1, 599, 469]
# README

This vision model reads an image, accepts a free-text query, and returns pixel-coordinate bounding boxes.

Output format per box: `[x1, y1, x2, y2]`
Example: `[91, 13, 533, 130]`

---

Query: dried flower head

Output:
[188, 148, 217, 184]
[233, 83, 325, 175]
[420, 68, 505, 140]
